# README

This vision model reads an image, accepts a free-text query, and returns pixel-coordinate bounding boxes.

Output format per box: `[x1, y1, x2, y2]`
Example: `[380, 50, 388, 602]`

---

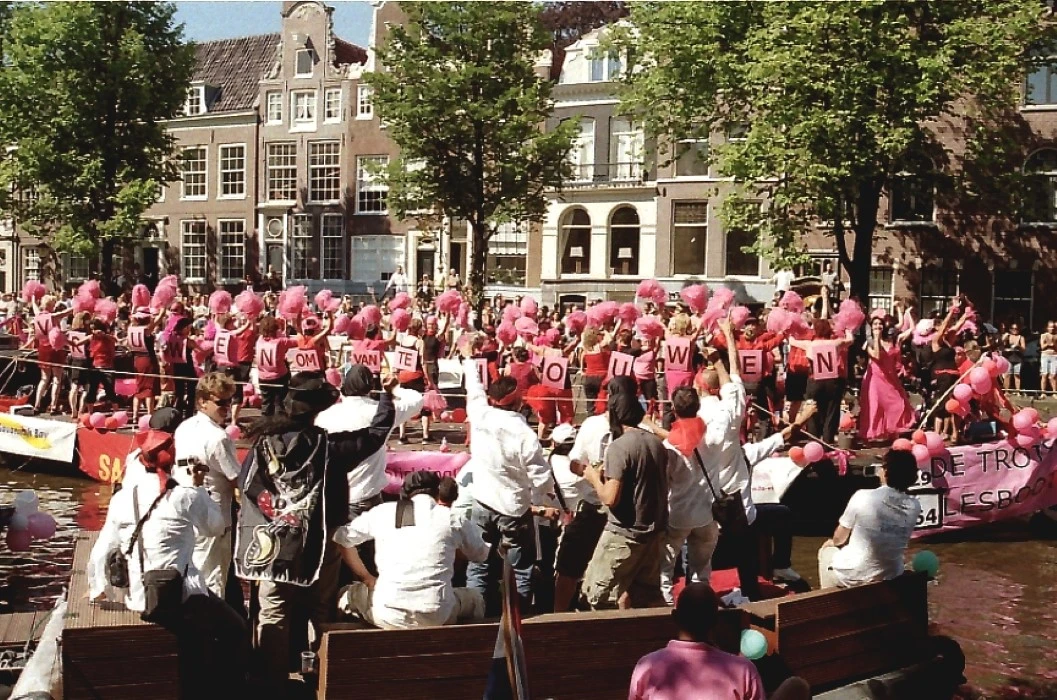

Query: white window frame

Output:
[350, 234, 405, 285]
[295, 48, 315, 78]
[1023, 148, 1057, 223]
[184, 86, 205, 116]
[61, 252, 90, 283]
[587, 46, 622, 83]
[266, 143, 297, 203]
[610, 118, 643, 181]
[291, 90, 317, 129]
[217, 219, 246, 283]
[671, 201, 709, 277]
[180, 146, 207, 200]
[321, 213, 345, 280]
[356, 155, 389, 215]
[181, 220, 208, 283]
[569, 118, 595, 183]
[356, 84, 374, 119]
[290, 213, 313, 280]
[217, 143, 246, 199]
[308, 141, 341, 203]
[23, 248, 40, 282]
[1025, 53, 1057, 106]
[266, 91, 283, 124]
[867, 267, 895, 313]
[324, 87, 342, 123]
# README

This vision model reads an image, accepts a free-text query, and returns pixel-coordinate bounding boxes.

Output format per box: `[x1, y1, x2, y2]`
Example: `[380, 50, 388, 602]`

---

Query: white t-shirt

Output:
[773, 269, 795, 292]
[830, 486, 921, 587]
[566, 414, 610, 507]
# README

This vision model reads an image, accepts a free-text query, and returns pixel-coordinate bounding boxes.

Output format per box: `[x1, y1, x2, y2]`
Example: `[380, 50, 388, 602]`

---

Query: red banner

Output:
[77, 427, 250, 484]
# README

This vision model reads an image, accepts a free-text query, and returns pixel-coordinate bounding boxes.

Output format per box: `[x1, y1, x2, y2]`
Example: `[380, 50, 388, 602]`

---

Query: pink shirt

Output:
[629, 641, 765, 700]
[255, 337, 298, 381]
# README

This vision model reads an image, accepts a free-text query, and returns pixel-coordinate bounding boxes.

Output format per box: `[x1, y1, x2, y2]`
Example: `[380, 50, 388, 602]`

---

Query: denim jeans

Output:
[465, 502, 536, 616]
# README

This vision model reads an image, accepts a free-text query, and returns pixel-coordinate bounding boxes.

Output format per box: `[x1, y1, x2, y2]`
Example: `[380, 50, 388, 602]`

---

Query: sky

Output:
[174, 1, 374, 46]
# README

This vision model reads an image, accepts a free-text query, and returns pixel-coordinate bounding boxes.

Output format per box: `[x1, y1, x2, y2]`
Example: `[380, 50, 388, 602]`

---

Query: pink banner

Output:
[384, 451, 471, 495]
[911, 437, 1057, 537]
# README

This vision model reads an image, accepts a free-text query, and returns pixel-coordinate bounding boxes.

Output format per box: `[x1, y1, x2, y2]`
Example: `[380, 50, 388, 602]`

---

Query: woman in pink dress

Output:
[858, 316, 915, 441]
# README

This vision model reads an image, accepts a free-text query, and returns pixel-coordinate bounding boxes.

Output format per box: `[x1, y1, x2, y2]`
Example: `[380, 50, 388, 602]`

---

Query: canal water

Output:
[1, 467, 1055, 698]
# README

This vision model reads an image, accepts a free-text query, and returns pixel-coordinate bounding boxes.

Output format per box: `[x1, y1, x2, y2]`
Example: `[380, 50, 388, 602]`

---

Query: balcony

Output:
[565, 162, 648, 189]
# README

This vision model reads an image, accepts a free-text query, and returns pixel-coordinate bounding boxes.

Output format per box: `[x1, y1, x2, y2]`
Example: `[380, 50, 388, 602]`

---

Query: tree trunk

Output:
[468, 220, 489, 328]
[849, 181, 883, 307]
[100, 237, 114, 290]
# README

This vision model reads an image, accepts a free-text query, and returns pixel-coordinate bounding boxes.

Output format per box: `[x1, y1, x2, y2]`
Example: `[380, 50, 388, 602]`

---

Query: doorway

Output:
[449, 242, 465, 278]
[417, 249, 435, 285]
[142, 247, 159, 290]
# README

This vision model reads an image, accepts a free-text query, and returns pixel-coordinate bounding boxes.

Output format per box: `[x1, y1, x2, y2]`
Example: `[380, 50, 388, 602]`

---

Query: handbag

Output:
[692, 448, 749, 535]
[125, 481, 186, 625]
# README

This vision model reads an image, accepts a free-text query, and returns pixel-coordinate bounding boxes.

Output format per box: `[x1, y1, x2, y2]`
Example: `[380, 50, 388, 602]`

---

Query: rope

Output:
[749, 401, 839, 452]
[916, 356, 985, 429]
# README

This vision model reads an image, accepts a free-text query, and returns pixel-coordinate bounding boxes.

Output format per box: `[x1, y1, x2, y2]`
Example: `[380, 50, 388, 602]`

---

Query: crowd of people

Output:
[9, 272, 1004, 699]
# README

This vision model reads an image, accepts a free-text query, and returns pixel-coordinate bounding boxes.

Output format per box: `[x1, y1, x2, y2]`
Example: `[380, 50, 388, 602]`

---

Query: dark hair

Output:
[672, 583, 720, 641]
[883, 449, 919, 492]
[401, 470, 441, 500]
[259, 316, 278, 337]
[813, 318, 833, 339]
[671, 386, 700, 419]
[437, 476, 459, 505]
[512, 346, 529, 363]
[487, 376, 519, 407]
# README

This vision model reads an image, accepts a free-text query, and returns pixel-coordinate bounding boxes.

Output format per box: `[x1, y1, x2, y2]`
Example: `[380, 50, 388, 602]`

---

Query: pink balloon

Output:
[892, 438, 913, 452]
[1016, 433, 1036, 449]
[969, 367, 990, 386]
[994, 356, 1011, 375]
[911, 430, 927, 445]
[971, 375, 992, 396]
[225, 424, 242, 440]
[325, 368, 342, 388]
[952, 384, 973, 402]
[1012, 410, 1034, 432]
[924, 431, 945, 456]
[982, 358, 999, 378]
[911, 443, 931, 464]
[1048, 417, 1057, 436]
[112, 411, 129, 429]
[243, 382, 256, 397]
[138, 414, 151, 432]
[5, 528, 31, 552]
[26, 512, 56, 540]
[89, 412, 106, 429]
[803, 442, 825, 464]
[1023, 407, 1040, 424]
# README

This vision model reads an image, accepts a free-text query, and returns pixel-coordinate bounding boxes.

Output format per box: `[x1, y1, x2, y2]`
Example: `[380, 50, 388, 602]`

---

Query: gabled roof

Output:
[334, 38, 368, 66]
[191, 34, 281, 113]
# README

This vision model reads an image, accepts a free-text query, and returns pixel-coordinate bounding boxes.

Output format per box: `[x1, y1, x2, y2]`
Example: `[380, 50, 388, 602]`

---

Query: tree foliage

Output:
[367, 1, 577, 308]
[615, 1, 1052, 303]
[0, 1, 193, 281]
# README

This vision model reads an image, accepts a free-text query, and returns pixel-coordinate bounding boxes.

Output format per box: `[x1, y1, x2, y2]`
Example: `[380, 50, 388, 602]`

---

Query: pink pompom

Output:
[390, 292, 412, 310]
[158, 275, 179, 289]
[514, 317, 539, 337]
[497, 321, 517, 345]
[325, 368, 342, 388]
[73, 291, 97, 314]
[47, 327, 66, 350]
[617, 302, 641, 325]
[360, 305, 382, 326]
[832, 299, 866, 335]
[277, 286, 307, 321]
[150, 282, 177, 311]
[503, 304, 523, 323]
[21, 280, 46, 304]
[333, 314, 351, 335]
[700, 305, 727, 333]
[131, 284, 150, 309]
[543, 328, 561, 346]
[679, 284, 708, 314]
[391, 308, 411, 332]
[636, 279, 667, 307]
[766, 308, 792, 334]
[94, 299, 117, 324]
[314, 290, 333, 311]
[456, 302, 471, 330]
[565, 311, 587, 335]
[635, 316, 666, 340]
[347, 314, 365, 339]
[138, 415, 151, 432]
[520, 296, 539, 318]
[911, 443, 931, 464]
[436, 290, 463, 315]
[208, 290, 233, 315]
[779, 291, 804, 314]
[729, 305, 751, 330]
[225, 424, 242, 440]
[233, 290, 264, 318]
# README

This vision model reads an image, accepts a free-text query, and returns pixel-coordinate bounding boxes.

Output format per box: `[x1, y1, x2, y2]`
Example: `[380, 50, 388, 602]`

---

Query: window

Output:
[559, 209, 591, 275]
[266, 143, 297, 201]
[868, 267, 894, 313]
[292, 90, 317, 127]
[295, 48, 315, 77]
[290, 214, 313, 280]
[184, 86, 204, 116]
[610, 118, 643, 181]
[588, 48, 622, 82]
[357, 85, 373, 119]
[61, 252, 89, 283]
[568, 118, 595, 182]
[321, 214, 345, 280]
[181, 220, 207, 281]
[672, 201, 708, 276]
[309, 142, 341, 202]
[890, 174, 934, 223]
[350, 235, 404, 285]
[218, 144, 245, 198]
[725, 225, 759, 277]
[356, 155, 389, 214]
[920, 263, 960, 315]
[218, 220, 245, 282]
[1025, 47, 1057, 105]
[488, 222, 528, 286]
[1023, 148, 1057, 222]
[23, 248, 40, 282]
[993, 269, 1033, 325]
[609, 207, 640, 276]
[266, 91, 283, 124]
[726, 124, 749, 142]
[675, 139, 709, 178]
[180, 147, 207, 199]
[324, 88, 342, 122]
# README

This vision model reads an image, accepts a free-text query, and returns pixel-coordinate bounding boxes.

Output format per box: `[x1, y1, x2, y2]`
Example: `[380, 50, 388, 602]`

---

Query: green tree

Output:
[0, 1, 193, 284]
[615, 1, 1051, 304]
[367, 1, 577, 310]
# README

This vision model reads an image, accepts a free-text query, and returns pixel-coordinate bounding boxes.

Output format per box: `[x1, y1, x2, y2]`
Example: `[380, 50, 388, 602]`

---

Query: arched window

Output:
[560, 209, 591, 275]
[1024, 148, 1057, 222]
[609, 206, 640, 276]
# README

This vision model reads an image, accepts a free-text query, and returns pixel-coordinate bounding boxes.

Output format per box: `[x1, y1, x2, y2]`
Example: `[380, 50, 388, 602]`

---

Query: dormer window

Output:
[588, 48, 622, 83]
[185, 86, 206, 116]
[296, 48, 315, 77]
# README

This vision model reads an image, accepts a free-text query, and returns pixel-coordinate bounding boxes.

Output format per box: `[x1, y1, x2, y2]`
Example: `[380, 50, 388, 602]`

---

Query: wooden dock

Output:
[0, 610, 48, 651]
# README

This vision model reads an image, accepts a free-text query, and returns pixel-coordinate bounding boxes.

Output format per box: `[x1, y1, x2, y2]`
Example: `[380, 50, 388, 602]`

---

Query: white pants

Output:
[338, 582, 484, 630]
[660, 522, 721, 605]
[193, 530, 231, 598]
[817, 544, 845, 589]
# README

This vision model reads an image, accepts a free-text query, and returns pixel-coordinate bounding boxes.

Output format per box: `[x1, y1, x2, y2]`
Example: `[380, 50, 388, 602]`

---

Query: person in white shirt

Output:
[315, 364, 424, 518]
[819, 449, 922, 588]
[384, 265, 410, 296]
[121, 407, 184, 490]
[459, 345, 553, 615]
[173, 373, 243, 598]
[771, 267, 796, 294]
[334, 471, 489, 629]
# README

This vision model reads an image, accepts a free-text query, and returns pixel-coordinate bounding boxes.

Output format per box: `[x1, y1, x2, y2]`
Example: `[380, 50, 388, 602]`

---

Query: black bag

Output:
[125, 481, 186, 624]
[105, 548, 130, 588]
[692, 448, 749, 535]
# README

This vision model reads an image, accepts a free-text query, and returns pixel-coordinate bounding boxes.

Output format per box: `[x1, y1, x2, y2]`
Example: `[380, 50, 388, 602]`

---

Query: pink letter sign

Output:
[608, 351, 635, 378]
[541, 356, 569, 390]
[127, 326, 147, 353]
[739, 349, 764, 383]
[348, 344, 382, 374]
[393, 347, 419, 373]
[288, 348, 322, 373]
[213, 329, 236, 367]
[811, 342, 839, 380]
[664, 337, 692, 372]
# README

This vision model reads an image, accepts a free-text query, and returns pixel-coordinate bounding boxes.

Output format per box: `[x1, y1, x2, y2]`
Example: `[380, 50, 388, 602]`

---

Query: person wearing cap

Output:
[296, 310, 333, 371]
[238, 369, 397, 685]
[458, 342, 553, 615]
[629, 583, 810, 700]
[333, 470, 489, 629]
[121, 407, 184, 489]
[316, 364, 424, 519]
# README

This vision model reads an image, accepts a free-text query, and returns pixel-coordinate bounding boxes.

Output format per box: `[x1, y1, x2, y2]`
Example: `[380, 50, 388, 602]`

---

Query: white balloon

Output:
[9, 513, 29, 532]
[12, 490, 38, 515]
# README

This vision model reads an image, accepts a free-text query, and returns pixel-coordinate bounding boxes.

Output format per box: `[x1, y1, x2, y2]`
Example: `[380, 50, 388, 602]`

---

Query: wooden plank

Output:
[776, 574, 926, 628]
[781, 619, 923, 669]
[2, 612, 41, 646]
[322, 676, 488, 700]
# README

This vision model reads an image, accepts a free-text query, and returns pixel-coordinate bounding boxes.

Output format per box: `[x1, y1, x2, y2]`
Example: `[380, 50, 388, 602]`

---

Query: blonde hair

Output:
[582, 326, 600, 349]
[40, 295, 56, 312]
[196, 372, 236, 405]
[669, 314, 691, 336]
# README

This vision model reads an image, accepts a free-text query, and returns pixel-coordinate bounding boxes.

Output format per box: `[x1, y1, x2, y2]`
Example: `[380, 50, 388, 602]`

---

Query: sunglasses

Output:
[210, 397, 233, 408]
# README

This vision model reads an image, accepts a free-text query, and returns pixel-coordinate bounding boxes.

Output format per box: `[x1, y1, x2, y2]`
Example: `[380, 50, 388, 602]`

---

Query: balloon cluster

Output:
[789, 441, 826, 466]
[893, 430, 947, 464]
[944, 354, 1010, 418]
[80, 411, 129, 431]
[5, 490, 57, 552]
